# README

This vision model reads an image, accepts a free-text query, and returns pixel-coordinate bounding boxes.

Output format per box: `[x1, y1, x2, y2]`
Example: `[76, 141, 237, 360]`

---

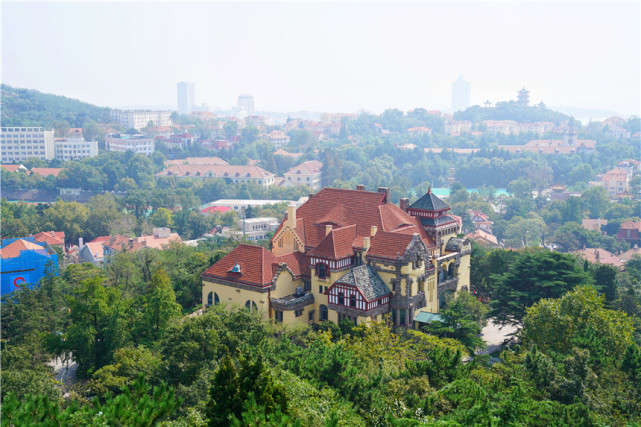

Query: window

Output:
[245, 300, 258, 312]
[303, 280, 311, 292]
[295, 309, 303, 317]
[338, 292, 344, 305]
[317, 262, 328, 279]
[350, 295, 356, 307]
[308, 311, 314, 321]
[207, 291, 213, 306]
[274, 311, 283, 322]
[320, 305, 328, 321]
[319, 285, 323, 294]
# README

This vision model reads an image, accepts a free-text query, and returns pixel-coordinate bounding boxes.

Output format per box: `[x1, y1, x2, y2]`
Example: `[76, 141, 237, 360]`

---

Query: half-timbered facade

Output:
[201, 186, 471, 328]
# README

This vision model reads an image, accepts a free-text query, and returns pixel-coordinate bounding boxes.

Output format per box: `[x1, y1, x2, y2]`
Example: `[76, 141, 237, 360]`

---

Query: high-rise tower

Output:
[177, 82, 195, 115]
[237, 94, 255, 117]
[451, 75, 471, 112]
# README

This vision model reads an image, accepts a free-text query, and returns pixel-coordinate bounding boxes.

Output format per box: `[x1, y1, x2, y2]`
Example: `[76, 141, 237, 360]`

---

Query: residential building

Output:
[134, 228, 182, 249]
[444, 120, 471, 135]
[204, 199, 290, 212]
[201, 186, 471, 328]
[177, 81, 195, 115]
[574, 248, 623, 269]
[106, 134, 155, 155]
[1, 127, 55, 162]
[0, 237, 58, 295]
[1, 164, 28, 173]
[601, 168, 630, 197]
[617, 159, 641, 175]
[467, 210, 493, 234]
[500, 127, 596, 155]
[54, 137, 98, 161]
[157, 165, 275, 187]
[407, 127, 432, 137]
[237, 94, 255, 117]
[222, 217, 280, 242]
[466, 229, 499, 247]
[32, 231, 65, 250]
[165, 157, 229, 166]
[164, 133, 197, 150]
[267, 131, 290, 149]
[581, 219, 608, 234]
[78, 241, 106, 265]
[110, 110, 172, 131]
[451, 75, 471, 112]
[283, 160, 323, 190]
[617, 221, 641, 245]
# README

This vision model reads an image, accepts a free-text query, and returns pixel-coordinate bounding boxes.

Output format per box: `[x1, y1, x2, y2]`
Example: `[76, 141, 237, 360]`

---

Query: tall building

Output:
[177, 81, 195, 115]
[451, 75, 471, 112]
[517, 87, 530, 106]
[0, 127, 55, 162]
[201, 186, 471, 328]
[237, 94, 255, 117]
[54, 136, 98, 161]
[110, 110, 173, 131]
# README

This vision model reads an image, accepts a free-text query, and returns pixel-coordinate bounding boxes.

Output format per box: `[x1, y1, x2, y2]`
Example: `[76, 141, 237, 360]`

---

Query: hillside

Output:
[454, 101, 570, 124]
[1, 84, 112, 128]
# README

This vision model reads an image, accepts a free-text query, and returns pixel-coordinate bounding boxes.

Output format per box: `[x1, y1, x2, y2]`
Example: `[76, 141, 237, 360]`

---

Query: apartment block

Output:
[0, 127, 55, 162]
[54, 137, 98, 161]
[110, 109, 173, 131]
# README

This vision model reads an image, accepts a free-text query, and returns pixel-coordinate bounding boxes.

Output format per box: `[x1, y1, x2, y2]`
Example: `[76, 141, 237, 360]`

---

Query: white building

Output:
[451, 75, 471, 112]
[284, 160, 323, 190]
[54, 137, 98, 161]
[0, 127, 55, 162]
[156, 164, 275, 187]
[177, 81, 195, 115]
[106, 134, 155, 155]
[223, 217, 281, 242]
[268, 131, 290, 149]
[110, 110, 173, 131]
[237, 94, 255, 117]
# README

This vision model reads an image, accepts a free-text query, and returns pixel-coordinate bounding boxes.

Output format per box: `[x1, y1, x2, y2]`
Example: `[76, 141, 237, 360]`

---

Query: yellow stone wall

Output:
[202, 279, 269, 320]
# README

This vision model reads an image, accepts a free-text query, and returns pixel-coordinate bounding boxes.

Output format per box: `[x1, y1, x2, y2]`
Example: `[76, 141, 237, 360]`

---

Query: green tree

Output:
[488, 249, 593, 327]
[143, 270, 182, 341]
[581, 186, 610, 219]
[150, 207, 175, 229]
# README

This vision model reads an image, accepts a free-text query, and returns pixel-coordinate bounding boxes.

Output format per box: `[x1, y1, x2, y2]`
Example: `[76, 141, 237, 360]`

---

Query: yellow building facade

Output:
[201, 186, 471, 328]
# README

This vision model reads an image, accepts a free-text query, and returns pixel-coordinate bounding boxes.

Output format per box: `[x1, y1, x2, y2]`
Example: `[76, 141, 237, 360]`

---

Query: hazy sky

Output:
[2, 1, 640, 116]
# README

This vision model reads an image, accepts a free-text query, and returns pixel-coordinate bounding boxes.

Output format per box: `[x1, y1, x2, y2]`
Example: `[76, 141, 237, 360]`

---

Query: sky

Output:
[2, 1, 640, 116]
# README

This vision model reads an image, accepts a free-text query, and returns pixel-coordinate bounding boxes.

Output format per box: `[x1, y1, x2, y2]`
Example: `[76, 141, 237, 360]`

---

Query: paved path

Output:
[478, 320, 518, 355]
[48, 356, 78, 394]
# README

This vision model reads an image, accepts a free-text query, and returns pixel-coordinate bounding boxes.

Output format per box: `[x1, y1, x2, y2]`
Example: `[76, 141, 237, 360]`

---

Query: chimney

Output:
[595, 249, 600, 261]
[308, 193, 314, 200]
[325, 224, 333, 236]
[363, 236, 371, 250]
[286, 204, 296, 228]
[356, 184, 365, 191]
[377, 187, 390, 203]
[79, 237, 84, 249]
[400, 198, 409, 212]
[109, 236, 116, 246]
[370, 225, 377, 237]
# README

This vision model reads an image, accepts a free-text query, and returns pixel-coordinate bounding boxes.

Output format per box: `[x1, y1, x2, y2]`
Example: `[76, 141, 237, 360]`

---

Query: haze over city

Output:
[2, 1, 639, 116]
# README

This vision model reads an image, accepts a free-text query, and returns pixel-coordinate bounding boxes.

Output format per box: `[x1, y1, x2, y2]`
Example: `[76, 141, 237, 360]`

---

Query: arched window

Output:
[245, 300, 258, 311]
[439, 267, 445, 282]
[207, 291, 213, 306]
[338, 292, 344, 305]
[320, 305, 328, 321]
[349, 295, 356, 307]
[214, 292, 220, 305]
[448, 263, 455, 279]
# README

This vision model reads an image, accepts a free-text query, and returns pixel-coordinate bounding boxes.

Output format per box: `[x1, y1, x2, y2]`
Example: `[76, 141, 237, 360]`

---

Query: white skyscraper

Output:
[177, 82, 195, 115]
[237, 94, 255, 117]
[451, 75, 471, 112]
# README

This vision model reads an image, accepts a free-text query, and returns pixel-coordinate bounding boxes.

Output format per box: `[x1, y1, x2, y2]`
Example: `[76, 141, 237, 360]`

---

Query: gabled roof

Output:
[309, 225, 357, 259]
[275, 251, 311, 277]
[367, 231, 416, 260]
[0, 239, 48, 259]
[83, 242, 105, 260]
[409, 188, 450, 212]
[31, 168, 62, 177]
[32, 231, 65, 246]
[202, 244, 277, 287]
[285, 160, 323, 175]
[333, 265, 391, 302]
[293, 188, 434, 250]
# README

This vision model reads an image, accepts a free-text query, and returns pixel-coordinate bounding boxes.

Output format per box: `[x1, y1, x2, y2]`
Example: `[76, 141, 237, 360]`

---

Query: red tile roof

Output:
[32, 231, 65, 246]
[202, 244, 278, 287]
[31, 168, 62, 177]
[201, 206, 233, 214]
[309, 225, 357, 259]
[157, 164, 274, 178]
[1, 164, 26, 173]
[285, 160, 323, 175]
[367, 231, 416, 259]
[165, 157, 229, 166]
[275, 251, 311, 277]
[0, 239, 48, 259]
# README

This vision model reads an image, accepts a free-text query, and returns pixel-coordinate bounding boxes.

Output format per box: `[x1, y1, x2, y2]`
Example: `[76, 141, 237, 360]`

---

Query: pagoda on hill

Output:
[517, 87, 530, 106]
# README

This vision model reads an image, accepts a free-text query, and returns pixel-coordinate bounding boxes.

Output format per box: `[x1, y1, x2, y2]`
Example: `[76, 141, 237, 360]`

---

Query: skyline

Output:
[2, 2, 640, 117]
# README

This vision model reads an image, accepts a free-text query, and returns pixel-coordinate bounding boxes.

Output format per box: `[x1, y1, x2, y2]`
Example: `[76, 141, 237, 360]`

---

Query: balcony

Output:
[271, 292, 314, 311]
[437, 277, 458, 297]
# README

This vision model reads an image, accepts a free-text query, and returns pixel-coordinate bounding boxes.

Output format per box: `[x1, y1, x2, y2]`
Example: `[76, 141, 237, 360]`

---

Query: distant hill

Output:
[1, 84, 112, 128]
[454, 101, 570, 124]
